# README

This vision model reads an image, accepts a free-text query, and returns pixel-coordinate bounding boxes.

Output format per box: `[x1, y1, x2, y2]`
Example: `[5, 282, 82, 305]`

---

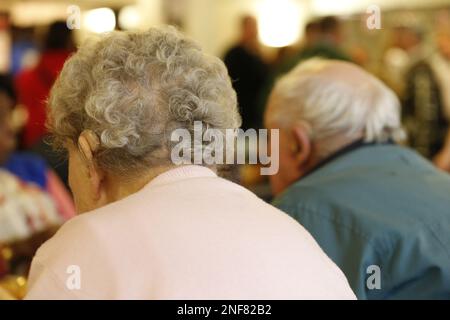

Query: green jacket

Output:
[273, 143, 450, 299]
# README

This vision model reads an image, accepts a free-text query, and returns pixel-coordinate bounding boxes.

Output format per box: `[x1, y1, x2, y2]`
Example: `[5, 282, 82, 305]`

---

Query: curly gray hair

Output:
[48, 27, 241, 174]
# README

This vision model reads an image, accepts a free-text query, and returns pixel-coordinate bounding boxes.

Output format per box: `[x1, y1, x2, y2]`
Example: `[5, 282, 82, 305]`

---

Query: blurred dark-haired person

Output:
[224, 16, 268, 129]
[303, 20, 321, 48]
[25, 28, 355, 300]
[277, 16, 351, 75]
[261, 17, 351, 108]
[299, 16, 350, 61]
[266, 58, 450, 299]
[15, 21, 74, 148]
[0, 74, 75, 228]
[403, 29, 450, 171]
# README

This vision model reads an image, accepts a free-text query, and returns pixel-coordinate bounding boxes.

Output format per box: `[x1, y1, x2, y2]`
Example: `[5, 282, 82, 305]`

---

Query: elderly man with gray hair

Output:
[23, 29, 355, 300]
[266, 58, 450, 300]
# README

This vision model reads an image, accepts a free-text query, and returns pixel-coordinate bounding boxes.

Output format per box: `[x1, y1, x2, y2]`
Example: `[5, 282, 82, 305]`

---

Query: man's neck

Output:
[302, 136, 366, 179]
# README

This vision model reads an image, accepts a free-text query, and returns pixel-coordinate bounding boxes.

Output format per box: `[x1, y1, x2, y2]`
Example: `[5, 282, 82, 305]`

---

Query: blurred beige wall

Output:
[1, 0, 450, 56]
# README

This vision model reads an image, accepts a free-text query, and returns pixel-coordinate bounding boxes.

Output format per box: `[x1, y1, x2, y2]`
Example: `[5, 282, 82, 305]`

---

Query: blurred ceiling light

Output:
[119, 5, 141, 30]
[258, 0, 301, 48]
[312, 0, 366, 15]
[84, 8, 116, 33]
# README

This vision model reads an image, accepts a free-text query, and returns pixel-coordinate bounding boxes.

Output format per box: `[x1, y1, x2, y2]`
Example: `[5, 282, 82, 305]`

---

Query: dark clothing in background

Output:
[224, 45, 268, 130]
[277, 41, 351, 76]
[403, 61, 449, 158]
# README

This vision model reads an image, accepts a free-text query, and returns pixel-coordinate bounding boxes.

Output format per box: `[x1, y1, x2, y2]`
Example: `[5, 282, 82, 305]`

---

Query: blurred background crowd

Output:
[0, 0, 450, 298]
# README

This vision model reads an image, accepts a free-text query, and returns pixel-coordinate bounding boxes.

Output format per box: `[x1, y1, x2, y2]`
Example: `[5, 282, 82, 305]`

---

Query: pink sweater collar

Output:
[145, 165, 217, 189]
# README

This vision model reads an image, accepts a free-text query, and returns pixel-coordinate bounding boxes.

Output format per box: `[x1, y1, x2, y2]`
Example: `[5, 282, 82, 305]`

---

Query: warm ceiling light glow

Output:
[118, 5, 141, 30]
[312, 0, 365, 15]
[258, 0, 301, 48]
[84, 8, 116, 33]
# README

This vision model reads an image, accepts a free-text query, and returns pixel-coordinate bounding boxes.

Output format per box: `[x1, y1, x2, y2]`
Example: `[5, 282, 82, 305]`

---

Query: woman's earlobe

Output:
[77, 130, 105, 202]
[88, 162, 106, 202]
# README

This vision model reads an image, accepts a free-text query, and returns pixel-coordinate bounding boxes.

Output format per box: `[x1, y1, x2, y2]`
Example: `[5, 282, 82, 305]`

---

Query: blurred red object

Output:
[15, 50, 71, 148]
[0, 245, 9, 278]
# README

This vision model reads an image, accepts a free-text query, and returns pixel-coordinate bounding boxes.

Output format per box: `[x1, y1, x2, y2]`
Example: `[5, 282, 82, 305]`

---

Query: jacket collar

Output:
[301, 140, 392, 179]
[144, 165, 217, 189]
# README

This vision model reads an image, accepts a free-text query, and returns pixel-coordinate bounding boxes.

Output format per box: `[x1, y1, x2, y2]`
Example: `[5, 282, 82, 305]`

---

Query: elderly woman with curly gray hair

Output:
[24, 27, 355, 300]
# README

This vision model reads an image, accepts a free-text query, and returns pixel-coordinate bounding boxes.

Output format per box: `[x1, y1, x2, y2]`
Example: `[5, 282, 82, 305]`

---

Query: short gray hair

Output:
[267, 58, 405, 156]
[48, 27, 241, 174]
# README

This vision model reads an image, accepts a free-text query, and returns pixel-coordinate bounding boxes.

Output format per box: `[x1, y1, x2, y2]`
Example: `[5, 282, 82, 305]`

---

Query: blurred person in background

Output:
[0, 244, 7, 278]
[10, 27, 40, 76]
[224, 15, 269, 130]
[0, 74, 74, 300]
[382, 25, 425, 97]
[403, 27, 450, 170]
[312, 16, 350, 60]
[267, 58, 450, 299]
[260, 16, 352, 114]
[15, 21, 74, 149]
[0, 169, 61, 243]
[269, 20, 322, 72]
[303, 20, 322, 48]
[276, 16, 351, 75]
[271, 20, 322, 69]
[0, 75, 75, 241]
[25, 28, 355, 300]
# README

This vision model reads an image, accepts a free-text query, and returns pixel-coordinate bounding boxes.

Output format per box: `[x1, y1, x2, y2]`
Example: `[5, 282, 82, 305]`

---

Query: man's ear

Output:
[291, 125, 312, 167]
[78, 131, 105, 201]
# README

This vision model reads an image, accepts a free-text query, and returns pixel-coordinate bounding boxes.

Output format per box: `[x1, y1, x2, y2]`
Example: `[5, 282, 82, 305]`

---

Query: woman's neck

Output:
[105, 165, 175, 203]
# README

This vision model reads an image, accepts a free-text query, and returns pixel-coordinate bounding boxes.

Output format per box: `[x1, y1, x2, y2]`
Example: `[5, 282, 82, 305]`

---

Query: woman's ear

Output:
[291, 125, 312, 167]
[77, 131, 105, 202]
[77, 130, 100, 162]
